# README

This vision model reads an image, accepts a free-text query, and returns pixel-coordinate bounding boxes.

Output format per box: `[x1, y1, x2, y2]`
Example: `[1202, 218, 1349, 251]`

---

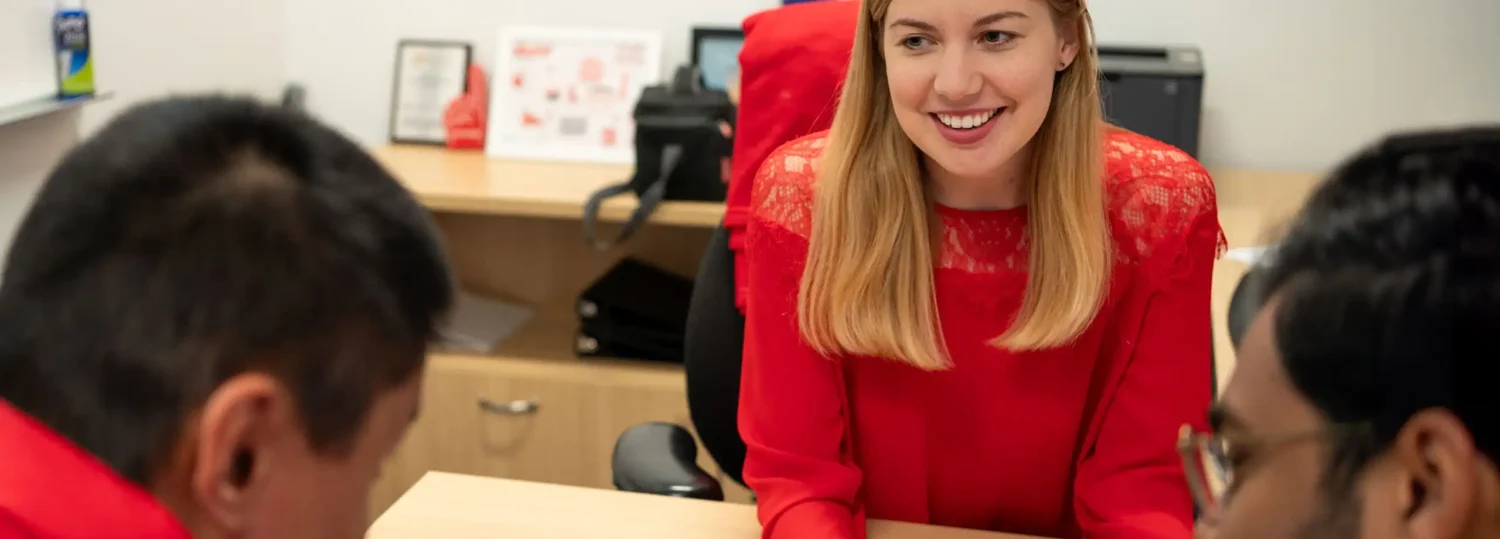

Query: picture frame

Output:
[389, 39, 472, 145]
[487, 26, 663, 164]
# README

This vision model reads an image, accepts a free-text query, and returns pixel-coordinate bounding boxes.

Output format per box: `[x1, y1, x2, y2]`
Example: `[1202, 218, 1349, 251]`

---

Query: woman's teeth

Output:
[936, 109, 1000, 130]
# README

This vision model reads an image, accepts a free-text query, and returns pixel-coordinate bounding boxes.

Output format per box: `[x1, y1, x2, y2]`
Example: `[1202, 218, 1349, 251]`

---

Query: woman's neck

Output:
[924, 148, 1032, 211]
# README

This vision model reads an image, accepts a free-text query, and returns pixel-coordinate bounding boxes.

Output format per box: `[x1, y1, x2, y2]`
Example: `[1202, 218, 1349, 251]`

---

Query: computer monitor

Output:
[691, 27, 745, 93]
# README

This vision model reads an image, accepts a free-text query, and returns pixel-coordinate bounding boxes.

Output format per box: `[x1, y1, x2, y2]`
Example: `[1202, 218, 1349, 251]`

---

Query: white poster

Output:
[487, 26, 663, 164]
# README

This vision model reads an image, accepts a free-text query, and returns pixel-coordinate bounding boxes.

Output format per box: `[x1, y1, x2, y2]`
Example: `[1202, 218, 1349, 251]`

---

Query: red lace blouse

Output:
[739, 128, 1224, 539]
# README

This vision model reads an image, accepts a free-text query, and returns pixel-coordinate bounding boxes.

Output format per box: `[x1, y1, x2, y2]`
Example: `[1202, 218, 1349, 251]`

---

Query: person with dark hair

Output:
[0, 96, 453, 539]
[1181, 126, 1500, 539]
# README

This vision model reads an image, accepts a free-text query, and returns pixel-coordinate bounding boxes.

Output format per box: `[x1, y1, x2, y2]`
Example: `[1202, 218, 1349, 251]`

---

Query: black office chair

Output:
[1226, 260, 1271, 350]
[611, 222, 750, 501]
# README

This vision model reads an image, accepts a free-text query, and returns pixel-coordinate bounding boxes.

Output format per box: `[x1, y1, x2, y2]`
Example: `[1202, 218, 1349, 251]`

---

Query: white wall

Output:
[78, 0, 289, 134]
[0, 0, 287, 262]
[288, 0, 1499, 172]
[0, 113, 79, 263]
[285, 0, 779, 148]
[0, 0, 60, 107]
[1087, 0, 1500, 170]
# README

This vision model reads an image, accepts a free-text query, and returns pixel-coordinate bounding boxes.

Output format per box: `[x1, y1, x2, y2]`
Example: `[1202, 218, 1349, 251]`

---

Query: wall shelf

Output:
[0, 93, 111, 128]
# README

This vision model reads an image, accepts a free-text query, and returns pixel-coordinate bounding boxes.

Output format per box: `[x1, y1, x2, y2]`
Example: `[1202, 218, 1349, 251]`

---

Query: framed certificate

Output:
[389, 39, 472, 145]
[487, 26, 663, 164]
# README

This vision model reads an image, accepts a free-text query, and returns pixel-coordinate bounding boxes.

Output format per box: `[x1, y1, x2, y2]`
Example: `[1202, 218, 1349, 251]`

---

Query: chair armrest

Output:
[611, 422, 725, 501]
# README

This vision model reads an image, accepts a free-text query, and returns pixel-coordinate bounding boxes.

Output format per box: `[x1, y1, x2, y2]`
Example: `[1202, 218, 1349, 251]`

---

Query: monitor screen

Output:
[692, 28, 745, 93]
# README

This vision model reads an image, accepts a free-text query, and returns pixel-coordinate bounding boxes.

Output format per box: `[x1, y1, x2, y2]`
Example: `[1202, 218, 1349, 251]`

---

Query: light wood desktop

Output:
[369, 472, 1033, 539]
[366, 144, 1330, 523]
[376, 145, 723, 227]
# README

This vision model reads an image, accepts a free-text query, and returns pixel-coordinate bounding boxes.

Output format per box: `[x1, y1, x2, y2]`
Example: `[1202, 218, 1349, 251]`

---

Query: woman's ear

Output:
[1056, 19, 1083, 72]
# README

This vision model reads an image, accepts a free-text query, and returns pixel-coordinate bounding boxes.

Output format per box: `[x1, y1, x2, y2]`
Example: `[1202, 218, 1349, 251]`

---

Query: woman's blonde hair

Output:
[798, 0, 1108, 370]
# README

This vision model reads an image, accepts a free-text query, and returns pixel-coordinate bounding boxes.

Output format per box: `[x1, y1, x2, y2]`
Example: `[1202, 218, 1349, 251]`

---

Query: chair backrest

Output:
[1228, 263, 1271, 350]
[684, 0, 859, 485]
[683, 224, 747, 485]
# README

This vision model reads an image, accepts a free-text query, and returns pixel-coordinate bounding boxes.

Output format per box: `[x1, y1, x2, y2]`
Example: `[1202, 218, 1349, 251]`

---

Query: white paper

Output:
[438, 291, 533, 353]
[1225, 246, 1271, 266]
[487, 26, 663, 164]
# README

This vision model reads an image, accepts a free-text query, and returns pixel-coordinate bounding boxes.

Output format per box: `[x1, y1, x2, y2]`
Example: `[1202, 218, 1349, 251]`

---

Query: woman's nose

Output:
[932, 48, 981, 101]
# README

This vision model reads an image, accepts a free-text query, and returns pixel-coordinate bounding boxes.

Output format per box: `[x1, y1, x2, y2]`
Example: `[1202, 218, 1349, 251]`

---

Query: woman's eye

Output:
[980, 31, 1012, 46]
[901, 36, 930, 50]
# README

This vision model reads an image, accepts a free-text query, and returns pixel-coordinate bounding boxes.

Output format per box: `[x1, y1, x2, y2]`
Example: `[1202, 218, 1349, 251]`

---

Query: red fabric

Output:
[739, 129, 1224, 539]
[0, 400, 191, 539]
[726, 0, 859, 311]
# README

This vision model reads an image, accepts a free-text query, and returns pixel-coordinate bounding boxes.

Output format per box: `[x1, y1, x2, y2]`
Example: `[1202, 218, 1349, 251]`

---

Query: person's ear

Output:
[190, 372, 298, 532]
[1056, 19, 1082, 72]
[1394, 409, 1481, 539]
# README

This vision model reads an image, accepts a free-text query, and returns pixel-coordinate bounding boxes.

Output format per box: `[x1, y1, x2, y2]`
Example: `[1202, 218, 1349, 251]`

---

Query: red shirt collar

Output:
[0, 399, 192, 539]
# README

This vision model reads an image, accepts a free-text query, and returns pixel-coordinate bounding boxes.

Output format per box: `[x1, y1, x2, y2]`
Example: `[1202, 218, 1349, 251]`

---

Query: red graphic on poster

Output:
[602, 127, 616, 147]
[522, 112, 544, 127]
[578, 57, 605, 84]
[514, 43, 552, 57]
[512, 73, 525, 88]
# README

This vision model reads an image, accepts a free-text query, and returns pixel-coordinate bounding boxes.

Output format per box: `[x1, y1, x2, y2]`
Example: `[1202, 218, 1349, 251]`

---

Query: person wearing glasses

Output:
[1179, 126, 1500, 539]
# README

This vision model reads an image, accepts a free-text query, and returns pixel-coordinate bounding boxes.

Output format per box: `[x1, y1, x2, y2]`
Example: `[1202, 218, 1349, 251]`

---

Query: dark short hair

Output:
[1262, 126, 1500, 484]
[0, 95, 454, 484]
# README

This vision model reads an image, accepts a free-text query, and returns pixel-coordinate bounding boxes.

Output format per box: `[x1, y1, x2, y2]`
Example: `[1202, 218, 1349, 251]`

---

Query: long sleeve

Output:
[1074, 156, 1222, 539]
[738, 140, 864, 539]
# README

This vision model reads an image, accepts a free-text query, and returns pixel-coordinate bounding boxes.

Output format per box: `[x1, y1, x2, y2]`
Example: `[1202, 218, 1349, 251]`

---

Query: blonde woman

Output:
[738, 0, 1223, 538]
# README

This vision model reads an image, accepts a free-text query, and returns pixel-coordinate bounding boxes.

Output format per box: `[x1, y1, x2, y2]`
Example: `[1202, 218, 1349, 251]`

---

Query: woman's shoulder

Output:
[749, 130, 829, 239]
[1101, 128, 1221, 261]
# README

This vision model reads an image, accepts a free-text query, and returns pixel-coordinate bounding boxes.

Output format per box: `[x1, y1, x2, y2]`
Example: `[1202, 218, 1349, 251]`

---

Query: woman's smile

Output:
[931, 107, 1005, 145]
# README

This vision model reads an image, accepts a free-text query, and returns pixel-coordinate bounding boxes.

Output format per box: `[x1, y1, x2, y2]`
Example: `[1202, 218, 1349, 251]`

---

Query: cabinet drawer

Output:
[370, 353, 694, 516]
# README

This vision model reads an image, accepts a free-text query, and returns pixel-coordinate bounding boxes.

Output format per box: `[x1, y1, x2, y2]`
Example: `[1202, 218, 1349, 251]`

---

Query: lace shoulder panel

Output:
[749, 131, 829, 238]
[1104, 129, 1224, 264]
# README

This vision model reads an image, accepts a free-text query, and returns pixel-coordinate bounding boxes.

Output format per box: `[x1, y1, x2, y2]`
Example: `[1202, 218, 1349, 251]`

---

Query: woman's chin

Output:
[922, 152, 1010, 182]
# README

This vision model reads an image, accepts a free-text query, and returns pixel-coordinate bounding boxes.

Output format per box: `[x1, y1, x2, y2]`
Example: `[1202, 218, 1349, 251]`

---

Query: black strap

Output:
[582, 144, 683, 250]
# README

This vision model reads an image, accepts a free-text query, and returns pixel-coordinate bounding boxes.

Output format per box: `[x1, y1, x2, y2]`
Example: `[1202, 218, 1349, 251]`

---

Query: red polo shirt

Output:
[0, 399, 191, 539]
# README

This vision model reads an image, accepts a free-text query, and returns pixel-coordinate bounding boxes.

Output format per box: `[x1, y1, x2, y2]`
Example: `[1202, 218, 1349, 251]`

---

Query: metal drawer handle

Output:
[477, 398, 540, 416]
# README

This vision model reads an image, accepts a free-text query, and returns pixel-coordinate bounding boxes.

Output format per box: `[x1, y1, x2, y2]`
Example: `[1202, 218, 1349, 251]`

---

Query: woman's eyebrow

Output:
[887, 11, 1028, 33]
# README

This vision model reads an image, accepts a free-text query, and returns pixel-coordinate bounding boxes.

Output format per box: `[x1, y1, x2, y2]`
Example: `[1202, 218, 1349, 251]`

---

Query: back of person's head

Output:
[1209, 126, 1500, 539]
[0, 95, 453, 539]
[800, 0, 1107, 370]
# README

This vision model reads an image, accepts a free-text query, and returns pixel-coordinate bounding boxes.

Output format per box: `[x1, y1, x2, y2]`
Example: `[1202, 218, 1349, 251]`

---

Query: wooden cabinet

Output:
[370, 353, 703, 514]
[363, 170, 753, 517]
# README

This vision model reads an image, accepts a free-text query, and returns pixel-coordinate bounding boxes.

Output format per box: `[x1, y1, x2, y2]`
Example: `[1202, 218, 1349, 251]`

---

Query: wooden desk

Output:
[369, 472, 1034, 539]
[373, 145, 724, 227]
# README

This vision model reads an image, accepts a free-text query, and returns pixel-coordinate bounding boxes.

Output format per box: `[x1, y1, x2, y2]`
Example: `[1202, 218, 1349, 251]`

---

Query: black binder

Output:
[575, 258, 693, 363]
